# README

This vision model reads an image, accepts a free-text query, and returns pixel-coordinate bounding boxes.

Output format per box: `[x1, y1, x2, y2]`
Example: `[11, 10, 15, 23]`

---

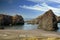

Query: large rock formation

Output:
[0, 14, 24, 26]
[38, 10, 58, 31]
[26, 9, 60, 31]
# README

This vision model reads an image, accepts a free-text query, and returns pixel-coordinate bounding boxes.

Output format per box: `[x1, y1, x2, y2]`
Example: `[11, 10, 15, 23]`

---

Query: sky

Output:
[0, 0, 60, 18]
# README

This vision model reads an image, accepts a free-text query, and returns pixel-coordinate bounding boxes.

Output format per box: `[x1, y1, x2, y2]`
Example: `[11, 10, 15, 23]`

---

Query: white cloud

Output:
[41, 3, 60, 16]
[27, 0, 60, 3]
[19, 4, 48, 11]
[19, 3, 60, 16]
[49, 0, 60, 3]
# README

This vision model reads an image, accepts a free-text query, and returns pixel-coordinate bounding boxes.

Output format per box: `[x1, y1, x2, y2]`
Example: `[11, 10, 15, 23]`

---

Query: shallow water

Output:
[4, 23, 38, 30]
[0, 23, 60, 32]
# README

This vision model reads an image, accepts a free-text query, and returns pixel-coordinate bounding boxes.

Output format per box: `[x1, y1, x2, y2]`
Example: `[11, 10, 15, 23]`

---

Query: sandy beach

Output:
[0, 29, 60, 40]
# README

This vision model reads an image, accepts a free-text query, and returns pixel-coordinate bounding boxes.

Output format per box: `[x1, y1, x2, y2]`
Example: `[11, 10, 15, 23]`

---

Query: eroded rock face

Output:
[0, 14, 24, 26]
[38, 10, 58, 31]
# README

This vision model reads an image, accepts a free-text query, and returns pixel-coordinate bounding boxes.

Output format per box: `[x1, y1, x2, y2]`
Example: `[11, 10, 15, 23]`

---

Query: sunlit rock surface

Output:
[38, 10, 58, 31]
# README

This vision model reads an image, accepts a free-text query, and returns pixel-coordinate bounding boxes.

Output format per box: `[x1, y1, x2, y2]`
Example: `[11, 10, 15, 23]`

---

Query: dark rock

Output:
[0, 14, 12, 26]
[0, 14, 24, 26]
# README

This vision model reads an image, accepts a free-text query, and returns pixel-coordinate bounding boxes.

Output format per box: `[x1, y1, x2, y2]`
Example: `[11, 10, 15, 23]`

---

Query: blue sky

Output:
[0, 0, 60, 18]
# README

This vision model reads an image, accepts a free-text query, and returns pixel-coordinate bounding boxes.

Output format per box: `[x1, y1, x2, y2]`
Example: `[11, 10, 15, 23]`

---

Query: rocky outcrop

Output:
[12, 15, 24, 25]
[0, 14, 12, 26]
[26, 9, 59, 31]
[38, 10, 58, 31]
[0, 14, 24, 26]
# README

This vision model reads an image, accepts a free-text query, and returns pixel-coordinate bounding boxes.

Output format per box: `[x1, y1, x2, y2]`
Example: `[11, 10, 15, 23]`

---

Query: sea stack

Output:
[38, 10, 58, 31]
